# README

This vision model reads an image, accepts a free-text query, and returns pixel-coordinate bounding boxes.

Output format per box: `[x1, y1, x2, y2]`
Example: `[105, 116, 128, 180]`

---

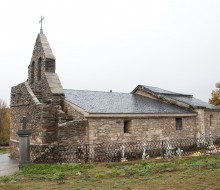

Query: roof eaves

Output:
[85, 113, 197, 118]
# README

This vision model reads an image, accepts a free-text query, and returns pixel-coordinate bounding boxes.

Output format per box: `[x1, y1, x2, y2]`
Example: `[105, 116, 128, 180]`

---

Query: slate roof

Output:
[165, 95, 218, 109]
[64, 89, 194, 114]
[136, 85, 219, 109]
[141, 85, 192, 96]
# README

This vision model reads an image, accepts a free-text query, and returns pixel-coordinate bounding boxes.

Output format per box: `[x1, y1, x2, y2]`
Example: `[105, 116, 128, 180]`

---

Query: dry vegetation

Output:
[0, 99, 10, 146]
[209, 82, 220, 106]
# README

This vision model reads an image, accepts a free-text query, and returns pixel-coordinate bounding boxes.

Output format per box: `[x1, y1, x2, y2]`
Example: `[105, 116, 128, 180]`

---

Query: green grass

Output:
[0, 147, 9, 154]
[0, 154, 220, 190]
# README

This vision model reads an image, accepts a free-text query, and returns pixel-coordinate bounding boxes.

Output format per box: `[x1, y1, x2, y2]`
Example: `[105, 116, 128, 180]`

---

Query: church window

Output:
[210, 115, 213, 126]
[37, 57, 42, 81]
[124, 120, 132, 133]
[176, 118, 182, 130]
[30, 61, 35, 83]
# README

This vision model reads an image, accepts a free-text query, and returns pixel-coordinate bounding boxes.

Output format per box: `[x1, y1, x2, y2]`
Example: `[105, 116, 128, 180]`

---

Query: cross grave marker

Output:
[20, 116, 28, 130]
[17, 116, 31, 167]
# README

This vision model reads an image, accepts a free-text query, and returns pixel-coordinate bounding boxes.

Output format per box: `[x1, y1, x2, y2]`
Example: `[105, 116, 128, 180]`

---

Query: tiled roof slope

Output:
[140, 85, 192, 96]
[136, 85, 218, 110]
[64, 89, 194, 114]
[165, 95, 217, 109]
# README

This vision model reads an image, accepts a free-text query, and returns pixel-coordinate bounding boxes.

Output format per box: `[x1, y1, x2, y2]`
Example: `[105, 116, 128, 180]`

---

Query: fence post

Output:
[85, 144, 89, 163]
[17, 116, 31, 167]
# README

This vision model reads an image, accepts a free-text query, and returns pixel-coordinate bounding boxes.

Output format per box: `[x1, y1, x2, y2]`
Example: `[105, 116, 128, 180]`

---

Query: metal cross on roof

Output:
[39, 16, 44, 33]
[20, 116, 28, 130]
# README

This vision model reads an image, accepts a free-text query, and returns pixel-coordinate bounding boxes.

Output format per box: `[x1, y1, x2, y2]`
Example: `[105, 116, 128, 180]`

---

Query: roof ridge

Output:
[64, 89, 130, 95]
[141, 85, 192, 96]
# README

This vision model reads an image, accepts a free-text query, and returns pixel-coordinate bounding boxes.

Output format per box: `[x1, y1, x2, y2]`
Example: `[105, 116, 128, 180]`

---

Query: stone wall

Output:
[195, 109, 205, 135]
[28, 33, 64, 100]
[63, 101, 84, 120]
[10, 32, 67, 158]
[204, 110, 220, 137]
[10, 140, 20, 159]
[195, 109, 220, 137]
[58, 120, 89, 145]
[10, 82, 43, 158]
[87, 116, 197, 144]
[56, 101, 89, 145]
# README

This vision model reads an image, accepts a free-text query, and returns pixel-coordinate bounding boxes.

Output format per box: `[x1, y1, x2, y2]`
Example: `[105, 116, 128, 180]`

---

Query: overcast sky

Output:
[0, 0, 220, 105]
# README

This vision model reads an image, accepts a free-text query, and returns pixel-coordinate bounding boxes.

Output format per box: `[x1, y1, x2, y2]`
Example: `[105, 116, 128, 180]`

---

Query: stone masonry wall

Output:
[204, 110, 220, 137]
[28, 33, 63, 100]
[87, 116, 197, 144]
[11, 33, 67, 159]
[56, 101, 88, 145]
[63, 101, 84, 120]
[10, 79, 64, 159]
[27, 33, 65, 144]
[10, 82, 43, 158]
[195, 109, 205, 136]
[58, 120, 89, 145]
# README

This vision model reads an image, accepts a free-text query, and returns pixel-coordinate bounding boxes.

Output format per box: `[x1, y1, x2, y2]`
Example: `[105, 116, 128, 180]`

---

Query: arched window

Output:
[31, 61, 35, 83]
[38, 57, 42, 81]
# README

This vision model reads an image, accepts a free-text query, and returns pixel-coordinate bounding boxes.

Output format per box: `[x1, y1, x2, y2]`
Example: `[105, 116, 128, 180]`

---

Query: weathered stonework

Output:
[58, 120, 89, 145]
[204, 110, 220, 137]
[86, 116, 197, 145]
[63, 101, 85, 120]
[10, 31, 220, 160]
[10, 32, 67, 158]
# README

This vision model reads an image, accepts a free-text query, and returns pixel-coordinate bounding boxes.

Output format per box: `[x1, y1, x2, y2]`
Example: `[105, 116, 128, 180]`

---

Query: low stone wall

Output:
[58, 120, 89, 145]
[9, 140, 19, 159]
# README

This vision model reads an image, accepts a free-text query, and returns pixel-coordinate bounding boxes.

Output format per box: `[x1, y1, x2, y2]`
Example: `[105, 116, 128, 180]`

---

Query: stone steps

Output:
[57, 110, 74, 123]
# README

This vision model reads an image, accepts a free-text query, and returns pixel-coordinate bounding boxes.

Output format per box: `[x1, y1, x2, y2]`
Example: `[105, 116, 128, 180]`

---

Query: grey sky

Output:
[0, 0, 220, 105]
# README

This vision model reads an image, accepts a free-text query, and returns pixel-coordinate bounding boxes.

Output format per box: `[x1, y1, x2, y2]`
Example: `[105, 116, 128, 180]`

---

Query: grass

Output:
[0, 147, 9, 154]
[0, 154, 220, 189]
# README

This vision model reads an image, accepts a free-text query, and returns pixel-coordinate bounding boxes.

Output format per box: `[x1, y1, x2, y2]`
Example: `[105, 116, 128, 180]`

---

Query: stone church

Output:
[10, 31, 220, 158]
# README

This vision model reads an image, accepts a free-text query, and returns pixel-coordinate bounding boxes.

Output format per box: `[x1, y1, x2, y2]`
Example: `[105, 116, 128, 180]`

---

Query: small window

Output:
[176, 118, 182, 130]
[37, 57, 42, 81]
[30, 61, 35, 83]
[124, 120, 131, 133]
[210, 115, 213, 126]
